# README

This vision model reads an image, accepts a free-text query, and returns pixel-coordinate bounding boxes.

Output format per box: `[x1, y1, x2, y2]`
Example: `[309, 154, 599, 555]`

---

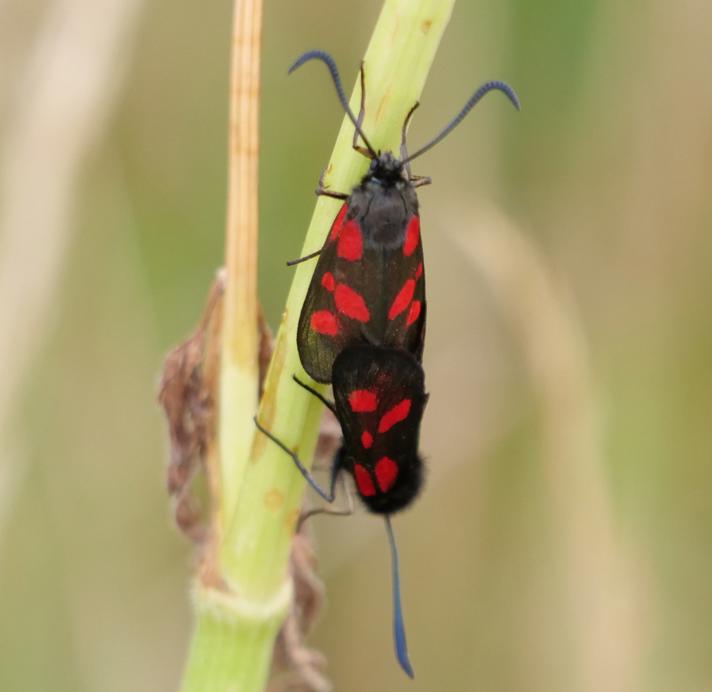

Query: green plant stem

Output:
[182, 1, 455, 690]
[180, 581, 292, 690]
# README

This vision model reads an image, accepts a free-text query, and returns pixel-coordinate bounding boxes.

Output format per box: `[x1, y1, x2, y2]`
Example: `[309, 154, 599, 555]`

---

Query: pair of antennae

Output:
[289, 50, 378, 157]
[288, 49, 520, 165]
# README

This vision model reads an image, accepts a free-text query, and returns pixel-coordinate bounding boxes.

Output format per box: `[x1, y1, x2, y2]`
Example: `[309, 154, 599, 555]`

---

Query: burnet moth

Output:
[288, 50, 520, 383]
[255, 343, 428, 677]
[257, 51, 519, 677]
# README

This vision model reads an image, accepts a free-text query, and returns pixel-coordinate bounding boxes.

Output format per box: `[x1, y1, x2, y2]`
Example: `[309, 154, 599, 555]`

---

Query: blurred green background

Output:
[1, 0, 711, 690]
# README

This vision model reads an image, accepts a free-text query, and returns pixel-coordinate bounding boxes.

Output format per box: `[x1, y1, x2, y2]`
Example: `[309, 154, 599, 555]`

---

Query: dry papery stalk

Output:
[452, 206, 641, 692]
[158, 271, 338, 691]
[0, 0, 144, 540]
[159, 273, 224, 543]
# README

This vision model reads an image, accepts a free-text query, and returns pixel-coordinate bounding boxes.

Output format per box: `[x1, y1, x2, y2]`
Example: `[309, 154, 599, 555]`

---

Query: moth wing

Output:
[296, 204, 362, 383]
[297, 208, 427, 383]
[359, 213, 426, 360]
[332, 345, 426, 459]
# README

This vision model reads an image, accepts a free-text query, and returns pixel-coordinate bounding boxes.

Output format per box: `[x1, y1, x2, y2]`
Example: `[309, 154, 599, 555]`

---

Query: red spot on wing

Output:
[335, 284, 370, 322]
[349, 389, 378, 412]
[375, 457, 399, 492]
[378, 399, 412, 433]
[329, 205, 348, 240]
[354, 464, 376, 496]
[321, 272, 336, 291]
[388, 279, 416, 320]
[403, 216, 420, 257]
[310, 310, 339, 336]
[415, 262, 423, 280]
[361, 431, 374, 449]
[406, 300, 422, 327]
[337, 219, 363, 261]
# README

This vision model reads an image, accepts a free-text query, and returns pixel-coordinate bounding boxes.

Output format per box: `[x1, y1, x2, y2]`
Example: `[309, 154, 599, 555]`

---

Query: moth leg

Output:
[410, 175, 432, 189]
[298, 464, 354, 529]
[292, 375, 337, 416]
[316, 187, 349, 201]
[316, 166, 348, 200]
[254, 416, 335, 502]
[400, 101, 420, 177]
[286, 247, 322, 267]
[352, 62, 372, 159]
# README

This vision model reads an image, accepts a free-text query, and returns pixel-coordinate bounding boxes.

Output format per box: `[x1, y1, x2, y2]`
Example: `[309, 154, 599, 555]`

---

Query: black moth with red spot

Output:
[255, 343, 427, 678]
[297, 169, 425, 384]
[331, 344, 427, 512]
[257, 50, 520, 679]
[255, 345, 427, 516]
[289, 50, 520, 384]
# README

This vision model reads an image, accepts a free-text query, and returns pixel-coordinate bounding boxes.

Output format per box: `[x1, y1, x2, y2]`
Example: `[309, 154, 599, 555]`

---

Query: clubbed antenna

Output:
[385, 515, 415, 678]
[403, 80, 520, 164]
[289, 50, 377, 158]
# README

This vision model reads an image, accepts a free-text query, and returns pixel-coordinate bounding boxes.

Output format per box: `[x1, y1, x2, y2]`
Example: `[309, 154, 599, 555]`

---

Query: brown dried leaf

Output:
[268, 526, 331, 692]
[158, 272, 275, 544]
[158, 274, 224, 542]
